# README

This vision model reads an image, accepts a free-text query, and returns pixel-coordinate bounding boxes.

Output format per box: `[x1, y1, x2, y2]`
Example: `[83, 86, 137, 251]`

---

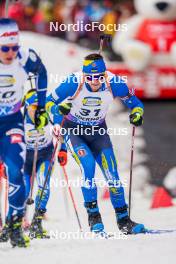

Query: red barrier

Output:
[151, 187, 174, 209]
[108, 64, 176, 99]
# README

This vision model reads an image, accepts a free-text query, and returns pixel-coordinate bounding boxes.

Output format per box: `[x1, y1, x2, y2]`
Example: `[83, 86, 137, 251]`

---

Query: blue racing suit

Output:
[23, 92, 53, 212]
[0, 48, 47, 219]
[46, 71, 144, 211]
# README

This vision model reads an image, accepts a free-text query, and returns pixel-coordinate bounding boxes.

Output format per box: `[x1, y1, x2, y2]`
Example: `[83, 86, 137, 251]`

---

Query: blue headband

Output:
[82, 58, 106, 74]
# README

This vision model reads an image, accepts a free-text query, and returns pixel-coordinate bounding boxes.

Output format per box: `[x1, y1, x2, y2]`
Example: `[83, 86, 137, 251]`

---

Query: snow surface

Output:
[0, 32, 176, 264]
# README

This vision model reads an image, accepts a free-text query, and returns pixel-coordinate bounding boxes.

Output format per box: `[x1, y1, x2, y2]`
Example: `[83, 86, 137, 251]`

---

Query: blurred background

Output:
[1, 0, 176, 207]
[0, 1, 132, 38]
[0, 0, 135, 57]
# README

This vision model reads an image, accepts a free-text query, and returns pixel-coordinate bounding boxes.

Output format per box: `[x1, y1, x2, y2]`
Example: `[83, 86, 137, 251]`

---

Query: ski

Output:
[146, 229, 176, 235]
[116, 228, 176, 235]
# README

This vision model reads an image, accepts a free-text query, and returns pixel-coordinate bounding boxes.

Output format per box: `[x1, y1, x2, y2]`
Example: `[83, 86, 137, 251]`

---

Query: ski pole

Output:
[99, 34, 112, 55]
[26, 133, 39, 205]
[0, 164, 3, 228]
[35, 139, 58, 214]
[128, 126, 136, 218]
[61, 166, 82, 232]
[0, 164, 8, 218]
[60, 167, 69, 217]
[0, 212, 2, 230]
[35, 119, 65, 215]
[4, 176, 8, 216]
[25, 74, 39, 205]
[5, 0, 9, 17]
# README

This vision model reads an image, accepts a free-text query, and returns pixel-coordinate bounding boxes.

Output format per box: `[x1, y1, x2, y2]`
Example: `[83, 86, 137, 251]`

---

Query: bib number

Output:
[79, 108, 101, 117]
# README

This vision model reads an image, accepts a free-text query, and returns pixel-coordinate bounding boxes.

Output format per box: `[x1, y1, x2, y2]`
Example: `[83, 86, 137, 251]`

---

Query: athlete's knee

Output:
[98, 148, 118, 170]
[74, 145, 95, 168]
[7, 165, 24, 184]
[8, 180, 26, 203]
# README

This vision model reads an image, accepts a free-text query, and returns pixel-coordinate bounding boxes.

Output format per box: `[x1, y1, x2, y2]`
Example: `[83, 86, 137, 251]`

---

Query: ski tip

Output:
[146, 229, 176, 235]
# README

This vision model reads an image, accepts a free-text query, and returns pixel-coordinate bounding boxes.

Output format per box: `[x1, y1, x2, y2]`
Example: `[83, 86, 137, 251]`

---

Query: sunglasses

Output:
[85, 74, 105, 81]
[0, 45, 20, 53]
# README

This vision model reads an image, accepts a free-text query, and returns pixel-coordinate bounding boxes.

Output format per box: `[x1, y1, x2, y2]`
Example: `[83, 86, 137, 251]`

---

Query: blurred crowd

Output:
[0, 0, 135, 49]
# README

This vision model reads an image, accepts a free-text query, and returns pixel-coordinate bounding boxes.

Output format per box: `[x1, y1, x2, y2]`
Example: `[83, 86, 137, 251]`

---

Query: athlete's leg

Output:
[0, 122, 30, 246]
[92, 125, 146, 234]
[87, 123, 127, 210]
[96, 147, 127, 210]
[30, 146, 53, 239]
[66, 135, 97, 203]
[2, 125, 26, 219]
[63, 121, 103, 231]
[35, 159, 51, 212]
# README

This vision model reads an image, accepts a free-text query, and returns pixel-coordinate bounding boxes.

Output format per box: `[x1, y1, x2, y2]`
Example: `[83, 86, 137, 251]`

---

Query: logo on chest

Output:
[0, 75, 16, 88]
[82, 97, 102, 107]
[27, 128, 45, 138]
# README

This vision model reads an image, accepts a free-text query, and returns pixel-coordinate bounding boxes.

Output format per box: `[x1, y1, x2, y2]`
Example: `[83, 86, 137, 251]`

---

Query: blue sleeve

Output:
[53, 111, 64, 125]
[110, 76, 144, 111]
[46, 74, 78, 117]
[23, 49, 47, 108]
[48, 74, 78, 104]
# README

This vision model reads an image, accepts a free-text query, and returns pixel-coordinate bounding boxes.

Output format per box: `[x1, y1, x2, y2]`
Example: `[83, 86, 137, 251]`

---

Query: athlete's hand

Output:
[58, 103, 72, 115]
[58, 149, 67, 166]
[35, 107, 48, 129]
[129, 107, 143, 127]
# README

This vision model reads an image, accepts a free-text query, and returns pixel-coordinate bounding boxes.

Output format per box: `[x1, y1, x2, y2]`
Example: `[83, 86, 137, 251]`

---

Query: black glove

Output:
[129, 112, 143, 126]
[35, 107, 48, 129]
[58, 103, 72, 115]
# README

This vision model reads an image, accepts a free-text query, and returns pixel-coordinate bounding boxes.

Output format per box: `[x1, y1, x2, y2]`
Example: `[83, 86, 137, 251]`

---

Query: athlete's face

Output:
[0, 43, 19, 65]
[85, 74, 105, 92]
[88, 79, 102, 92]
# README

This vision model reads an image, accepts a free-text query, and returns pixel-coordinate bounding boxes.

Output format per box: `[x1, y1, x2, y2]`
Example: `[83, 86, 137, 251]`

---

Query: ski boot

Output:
[115, 206, 146, 234]
[0, 219, 10, 242]
[29, 209, 50, 239]
[85, 201, 104, 233]
[9, 215, 30, 247]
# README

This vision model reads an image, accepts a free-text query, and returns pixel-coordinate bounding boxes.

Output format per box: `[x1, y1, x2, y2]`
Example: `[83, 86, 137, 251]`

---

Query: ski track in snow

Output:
[0, 32, 176, 264]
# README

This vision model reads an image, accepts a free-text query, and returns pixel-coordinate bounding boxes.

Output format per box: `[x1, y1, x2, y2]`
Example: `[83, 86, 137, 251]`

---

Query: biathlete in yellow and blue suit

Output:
[46, 53, 146, 234]
[23, 89, 67, 238]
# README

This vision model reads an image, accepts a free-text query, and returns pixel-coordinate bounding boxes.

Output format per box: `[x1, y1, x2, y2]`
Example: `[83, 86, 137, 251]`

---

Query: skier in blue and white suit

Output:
[0, 18, 48, 247]
[23, 89, 53, 239]
[46, 53, 146, 234]
[24, 90, 68, 239]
